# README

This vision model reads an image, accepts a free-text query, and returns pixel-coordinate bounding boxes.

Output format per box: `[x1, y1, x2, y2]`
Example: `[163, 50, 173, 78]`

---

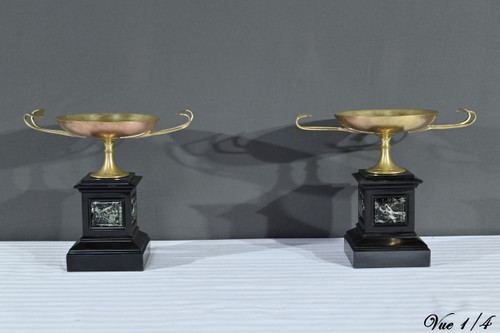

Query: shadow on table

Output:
[146, 238, 352, 270]
[272, 238, 352, 267]
[146, 240, 271, 270]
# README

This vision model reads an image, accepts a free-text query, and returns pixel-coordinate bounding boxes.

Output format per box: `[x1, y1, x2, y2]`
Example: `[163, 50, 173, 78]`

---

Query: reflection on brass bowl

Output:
[56, 113, 160, 139]
[334, 109, 438, 134]
[296, 109, 476, 175]
[24, 109, 193, 179]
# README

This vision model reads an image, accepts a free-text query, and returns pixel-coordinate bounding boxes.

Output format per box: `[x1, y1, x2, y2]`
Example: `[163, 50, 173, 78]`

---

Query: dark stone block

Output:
[344, 169, 430, 268]
[344, 225, 430, 268]
[67, 173, 150, 271]
[67, 228, 150, 271]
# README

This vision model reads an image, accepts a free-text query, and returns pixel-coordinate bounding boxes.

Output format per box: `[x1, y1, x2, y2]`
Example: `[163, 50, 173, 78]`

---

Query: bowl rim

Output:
[56, 113, 159, 123]
[334, 109, 438, 118]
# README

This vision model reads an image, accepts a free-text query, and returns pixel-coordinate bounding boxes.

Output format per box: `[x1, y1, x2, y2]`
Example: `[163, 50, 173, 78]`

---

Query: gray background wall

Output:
[1, 0, 498, 240]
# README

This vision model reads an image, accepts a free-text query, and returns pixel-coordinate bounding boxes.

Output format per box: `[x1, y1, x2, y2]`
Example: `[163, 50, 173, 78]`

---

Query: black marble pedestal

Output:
[344, 170, 430, 268]
[67, 173, 150, 271]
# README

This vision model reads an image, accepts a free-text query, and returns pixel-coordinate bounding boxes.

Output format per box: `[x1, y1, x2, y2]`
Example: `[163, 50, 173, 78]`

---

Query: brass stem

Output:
[90, 138, 129, 179]
[366, 132, 406, 175]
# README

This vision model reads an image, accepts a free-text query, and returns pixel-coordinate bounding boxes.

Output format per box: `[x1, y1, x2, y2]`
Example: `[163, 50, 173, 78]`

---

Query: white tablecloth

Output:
[0, 237, 499, 332]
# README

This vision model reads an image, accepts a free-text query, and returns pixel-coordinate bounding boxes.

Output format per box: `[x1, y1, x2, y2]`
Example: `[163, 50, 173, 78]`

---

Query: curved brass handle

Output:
[408, 109, 477, 133]
[296, 114, 367, 133]
[137, 109, 193, 138]
[23, 109, 84, 138]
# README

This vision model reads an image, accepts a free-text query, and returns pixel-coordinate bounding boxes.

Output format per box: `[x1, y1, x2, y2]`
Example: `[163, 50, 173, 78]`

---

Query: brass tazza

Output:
[24, 109, 193, 179]
[296, 109, 476, 175]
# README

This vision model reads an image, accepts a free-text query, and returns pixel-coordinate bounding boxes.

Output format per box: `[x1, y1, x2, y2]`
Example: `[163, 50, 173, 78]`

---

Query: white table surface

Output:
[0, 237, 499, 333]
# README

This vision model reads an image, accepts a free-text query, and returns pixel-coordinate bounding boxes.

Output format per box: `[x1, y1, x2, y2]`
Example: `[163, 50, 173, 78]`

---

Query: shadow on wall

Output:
[0, 187, 73, 240]
[0, 126, 99, 240]
[3, 119, 415, 240]
[161, 119, 408, 239]
[424, 124, 500, 174]
[414, 123, 500, 236]
[0, 126, 97, 170]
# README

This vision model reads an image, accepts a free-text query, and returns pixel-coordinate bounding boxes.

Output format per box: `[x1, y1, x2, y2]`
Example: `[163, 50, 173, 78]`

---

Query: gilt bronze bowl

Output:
[296, 109, 476, 174]
[24, 109, 193, 179]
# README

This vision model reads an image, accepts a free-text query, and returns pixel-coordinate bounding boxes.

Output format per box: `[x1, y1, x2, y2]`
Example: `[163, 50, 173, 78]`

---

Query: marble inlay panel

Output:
[90, 200, 124, 228]
[131, 194, 137, 224]
[358, 190, 365, 218]
[373, 196, 407, 224]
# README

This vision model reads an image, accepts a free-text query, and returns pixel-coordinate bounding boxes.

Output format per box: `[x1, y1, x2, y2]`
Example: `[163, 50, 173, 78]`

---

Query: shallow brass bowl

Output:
[56, 113, 159, 139]
[334, 109, 437, 134]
